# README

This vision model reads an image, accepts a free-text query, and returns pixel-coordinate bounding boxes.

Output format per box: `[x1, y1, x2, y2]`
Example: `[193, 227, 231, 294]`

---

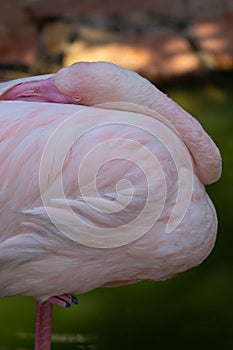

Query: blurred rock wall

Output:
[0, 0, 233, 82]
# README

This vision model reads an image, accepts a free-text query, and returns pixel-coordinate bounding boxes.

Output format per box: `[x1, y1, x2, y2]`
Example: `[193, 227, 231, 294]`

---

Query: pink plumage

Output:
[0, 61, 221, 349]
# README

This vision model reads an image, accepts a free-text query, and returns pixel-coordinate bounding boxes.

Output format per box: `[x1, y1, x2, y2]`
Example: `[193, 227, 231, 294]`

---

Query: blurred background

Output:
[0, 0, 233, 349]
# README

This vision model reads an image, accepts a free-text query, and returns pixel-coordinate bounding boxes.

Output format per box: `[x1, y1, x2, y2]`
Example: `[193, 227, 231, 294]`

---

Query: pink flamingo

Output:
[0, 62, 221, 349]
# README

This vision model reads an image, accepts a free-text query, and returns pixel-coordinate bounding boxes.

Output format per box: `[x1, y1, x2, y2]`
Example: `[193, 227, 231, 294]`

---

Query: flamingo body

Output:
[0, 97, 218, 300]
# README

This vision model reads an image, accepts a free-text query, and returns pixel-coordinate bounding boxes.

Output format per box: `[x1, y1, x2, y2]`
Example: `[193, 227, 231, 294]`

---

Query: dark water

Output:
[0, 75, 233, 350]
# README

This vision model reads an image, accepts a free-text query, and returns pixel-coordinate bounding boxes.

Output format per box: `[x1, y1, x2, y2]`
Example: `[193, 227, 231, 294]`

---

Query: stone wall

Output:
[0, 0, 233, 82]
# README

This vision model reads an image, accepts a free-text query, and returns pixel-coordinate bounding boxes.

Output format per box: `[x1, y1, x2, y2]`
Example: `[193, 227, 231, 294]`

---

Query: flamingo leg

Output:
[35, 301, 53, 350]
[34, 294, 78, 350]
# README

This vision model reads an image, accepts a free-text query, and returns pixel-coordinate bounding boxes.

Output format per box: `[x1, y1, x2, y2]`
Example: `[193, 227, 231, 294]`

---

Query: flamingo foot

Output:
[34, 294, 78, 350]
[47, 293, 78, 308]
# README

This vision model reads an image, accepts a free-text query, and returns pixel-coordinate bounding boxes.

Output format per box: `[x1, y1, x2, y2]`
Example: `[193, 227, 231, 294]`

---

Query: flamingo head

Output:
[53, 61, 154, 107]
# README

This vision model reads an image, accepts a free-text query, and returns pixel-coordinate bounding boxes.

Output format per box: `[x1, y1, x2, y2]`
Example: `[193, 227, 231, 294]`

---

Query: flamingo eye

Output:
[73, 96, 82, 103]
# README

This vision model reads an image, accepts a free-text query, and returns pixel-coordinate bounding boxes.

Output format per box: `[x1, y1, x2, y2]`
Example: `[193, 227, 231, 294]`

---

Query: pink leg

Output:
[34, 301, 53, 350]
[34, 294, 78, 350]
